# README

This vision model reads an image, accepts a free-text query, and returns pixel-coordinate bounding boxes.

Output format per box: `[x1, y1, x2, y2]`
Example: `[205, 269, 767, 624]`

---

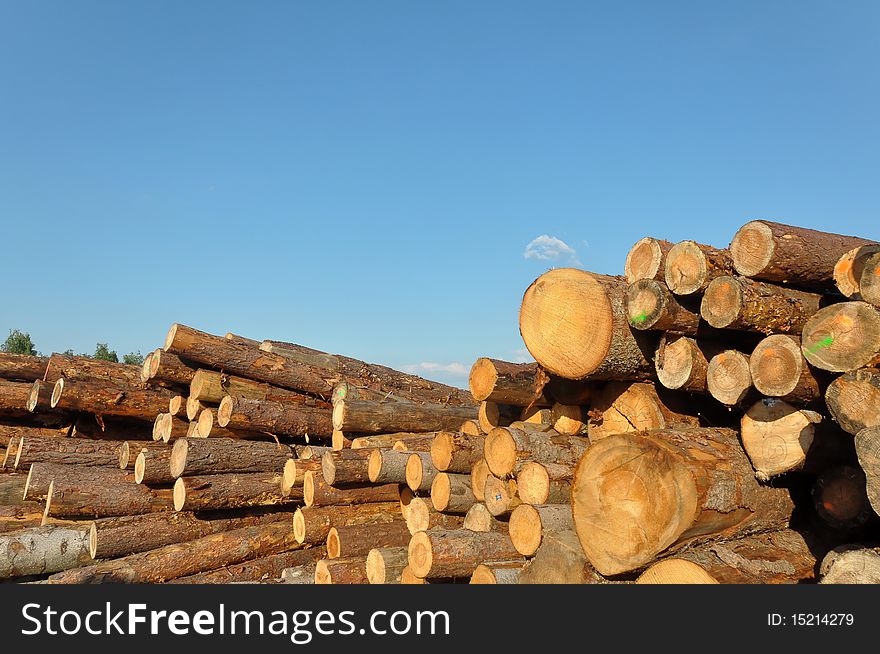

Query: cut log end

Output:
[484, 427, 516, 478]
[331, 402, 345, 432]
[172, 477, 187, 511]
[407, 531, 433, 579]
[700, 276, 742, 328]
[664, 241, 708, 296]
[163, 323, 181, 352]
[750, 335, 805, 398]
[730, 220, 774, 277]
[134, 452, 147, 484]
[801, 302, 880, 372]
[517, 461, 550, 505]
[707, 351, 752, 405]
[509, 504, 542, 556]
[741, 399, 817, 480]
[468, 358, 498, 402]
[430, 431, 454, 471]
[326, 527, 342, 559]
[404, 453, 423, 491]
[636, 559, 719, 584]
[430, 473, 452, 512]
[169, 439, 188, 479]
[217, 395, 233, 427]
[88, 522, 99, 559]
[835, 245, 880, 297]
[625, 237, 666, 284]
[626, 279, 666, 329]
[49, 378, 65, 409]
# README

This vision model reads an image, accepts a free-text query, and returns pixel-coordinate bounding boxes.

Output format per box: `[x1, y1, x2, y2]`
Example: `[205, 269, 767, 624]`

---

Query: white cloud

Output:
[402, 362, 469, 377]
[524, 235, 581, 265]
[512, 348, 533, 363]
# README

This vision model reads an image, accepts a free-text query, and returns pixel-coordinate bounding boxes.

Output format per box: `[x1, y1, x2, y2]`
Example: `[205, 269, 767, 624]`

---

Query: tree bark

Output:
[155, 413, 190, 442]
[14, 435, 122, 470]
[431, 472, 475, 514]
[173, 472, 292, 511]
[484, 425, 590, 478]
[367, 546, 409, 584]
[470, 561, 526, 584]
[0, 505, 70, 534]
[0, 525, 91, 579]
[749, 334, 824, 403]
[467, 358, 550, 405]
[169, 437, 294, 479]
[801, 302, 880, 372]
[0, 380, 34, 418]
[587, 381, 699, 441]
[366, 448, 409, 484]
[44, 354, 142, 386]
[50, 378, 174, 421]
[134, 448, 175, 485]
[430, 431, 484, 473]
[302, 471, 399, 508]
[41, 469, 173, 519]
[144, 350, 198, 387]
[190, 369, 329, 408]
[572, 426, 796, 575]
[0, 353, 48, 382]
[740, 399, 822, 480]
[407, 529, 520, 579]
[731, 219, 877, 290]
[292, 503, 401, 545]
[860, 251, 880, 307]
[624, 237, 674, 284]
[218, 395, 331, 437]
[350, 432, 440, 450]
[321, 448, 371, 486]
[332, 398, 477, 435]
[314, 557, 369, 584]
[519, 269, 658, 381]
[664, 241, 735, 296]
[627, 279, 701, 333]
[25, 379, 54, 413]
[118, 441, 170, 470]
[170, 547, 324, 584]
[326, 521, 410, 559]
[855, 426, 880, 517]
[706, 350, 754, 406]
[0, 424, 68, 449]
[820, 546, 880, 583]
[825, 368, 880, 435]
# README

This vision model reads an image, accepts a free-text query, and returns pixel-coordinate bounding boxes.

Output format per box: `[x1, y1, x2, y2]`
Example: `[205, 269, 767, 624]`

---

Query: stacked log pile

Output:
[2, 219, 879, 584]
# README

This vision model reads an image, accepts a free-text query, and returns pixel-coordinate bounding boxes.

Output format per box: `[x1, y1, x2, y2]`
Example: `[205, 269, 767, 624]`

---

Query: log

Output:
[405, 451, 437, 492]
[43, 354, 142, 386]
[173, 472, 291, 511]
[195, 408, 262, 439]
[170, 437, 293, 478]
[467, 358, 549, 406]
[820, 546, 880, 583]
[655, 335, 716, 393]
[572, 426, 796, 575]
[302, 470, 399, 508]
[740, 399, 822, 480]
[300, 445, 331, 460]
[171, 547, 324, 584]
[0, 473, 27, 503]
[636, 529, 817, 584]
[321, 449, 371, 486]
[331, 430, 352, 450]
[430, 431, 485, 473]
[191, 369, 328, 407]
[186, 396, 210, 421]
[519, 269, 657, 381]
[706, 350, 753, 406]
[41, 469, 173, 519]
[730, 219, 877, 290]
[13, 435, 121, 470]
[351, 432, 439, 450]
[521, 407, 553, 425]
[332, 398, 477, 435]
[281, 564, 317, 584]
[0, 525, 91, 579]
[293, 503, 401, 545]
[47, 520, 299, 583]
[50, 378, 174, 421]
[460, 419, 483, 436]
[218, 395, 331, 437]
[0, 505, 70, 534]
[470, 459, 490, 502]
[314, 557, 369, 584]
[0, 352, 48, 382]
[0, 380, 34, 418]
[25, 379, 54, 413]
[89, 509, 296, 559]
[407, 529, 520, 579]
[326, 521, 410, 559]
[366, 547, 409, 584]
[701, 276, 823, 334]
[861, 251, 880, 307]
[801, 302, 880, 372]
[462, 503, 507, 533]
[2, 436, 20, 468]
[392, 436, 433, 451]
[144, 350, 197, 387]
[484, 474, 521, 517]
[551, 403, 586, 436]
[169, 394, 187, 417]
[470, 561, 526, 584]
[0, 424, 68, 449]
[366, 448, 409, 484]
[155, 413, 190, 442]
[834, 245, 880, 298]
[516, 461, 572, 505]
[519, 529, 607, 584]
[664, 240, 734, 296]
[484, 425, 589, 478]
[134, 448, 175, 485]
[400, 566, 429, 584]
[406, 497, 466, 534]
[281, 458, 321, 495]
[431, 472, 475, 514]
[626, 279, 701, 333]
[121, 439, 175, 472]
[825, 368, 880, 435]
[855, 426, 880, 517]
[812, 465, 873, 530]
[587, 382, 699, 441]
[624, 237, 674, 284]
[509, 503, 575, 557]
[749, 335, 823, 403]
[478, 401, 519, 433]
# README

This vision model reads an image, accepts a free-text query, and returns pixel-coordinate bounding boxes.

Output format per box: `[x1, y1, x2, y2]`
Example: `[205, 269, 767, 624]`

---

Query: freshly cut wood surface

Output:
[855, 426, 880, 517]
[663, 241, 734, 296]
[834, 245, 880, 298]
[430, 472, 475, 514]
[484, 425, 589, 478]
[407, 528, 520, 579]
[624, 237, 674, 284]
[749, 335, 822, 403]
[655, 335, 715, 393]
[367, 547, 409, 584]
[626, 278, 700, 333]
[861, 251, 880, 307]
[430, 431, 484, 473]
[825, 368, 880, 435]
[468, 358, 549, 405]
[470, 561, 526, 584]
[314, 557, 369, 584]
[302, 471, 399, 508]
[134, 448, 175, 485]
[820, 546, 880, 584]
[801, 302, 880, 372]
[587, 381, 698, 441]
[706, 350, 753, 406]
[509, 503, 575, 557]
[406, 497, 465, 534]
[740, 399, 821, 480]
[701, 276, 822, 334]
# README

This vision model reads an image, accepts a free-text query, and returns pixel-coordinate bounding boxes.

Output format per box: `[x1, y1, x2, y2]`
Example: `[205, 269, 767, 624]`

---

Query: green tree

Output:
[122, 351, 144, 366]
[1, 329, 37, 355]
[92, 343, 118, 362]
[61, 349, 75, 356]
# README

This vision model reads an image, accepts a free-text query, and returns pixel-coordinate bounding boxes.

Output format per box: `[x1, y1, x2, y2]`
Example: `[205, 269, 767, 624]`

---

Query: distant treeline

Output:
[1, 328, 143, 365]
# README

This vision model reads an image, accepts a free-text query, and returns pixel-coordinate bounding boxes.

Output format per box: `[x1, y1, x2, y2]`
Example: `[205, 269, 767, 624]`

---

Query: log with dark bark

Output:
[587, 381, 699, 441]
[825, 368, 880, 435]
[367, 547, 409, 584]
[812, 465, 873, 530]
[321, 448, 372, 486]
[293, 503, 401, 545]
[626, 279, 701, 334]
[801, 302, 880, 372]
[50, 378, 174, 421]
[701, 276, 823, 334]
[624, 237, 674, 284]
[43, 354, 142, 386]
[173, 472, 292, 511]
[13, 435, 121, 470]
[484, 425, 590, 478]
[749, 335, 823, 403]
[143, 350, 198, 387]
[0, 525, 91, 579]
[407, 529, 520, 579]
[431, 472, 476, 514]
[171, 547, 324, 584]
[664, 241, 735, 296]
[326, 521, 410, 559]
[730, 220, 877, 290]
[40, 467, 173, 519]
[468, 359, 550, 406]
[519, 269, 657, 381]
[120, 440, 167, 471]
[835, 245, 880, 298]
[706, 350, 754, 406]
[217, 395, 331, 437]
[740, 399, 822, 480]
[191, 369, 329, 408]
[0, 424, 68, 449]
[855, 426, 880, 517]
[170, 437, 294, 478]
[332, 398, 477, 435]
[47, 520, 299, 583]
[405, 497, 465, 534]
[0, 380, 34, 418]
[572, 426, 796, 575]
[636, 529, 817, 584]
[134, 448, 175, 485]
[302, 471, 399, 508]
[0, 353, 48, 382]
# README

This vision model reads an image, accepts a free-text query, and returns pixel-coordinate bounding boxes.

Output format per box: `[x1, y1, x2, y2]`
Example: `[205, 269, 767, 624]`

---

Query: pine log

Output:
[47, 520, 299, 583]
[144, 350, 198, 387]
[516, 461, 572, 505]
[470, 561, 526, 584]
[484, 425, 590, 478]
[186, 396, 210, 421]
[430, 431, 485, 473]
[801, 302, 880, 372]
[664, 241, 734, 296]
[302, 470, 399, 508]
[509, 503, 575, 557]
[43, 354, 142, 386]
[392, 436, 433, 451]
[0, 380, 33, 418]
[321, 448, 371, 486]
[624, 237, 674, 284]
[407, 529, 520, 579]
[627, 279, 701, 333]
[730, 220, 877, 290]
[171, 547, 324, 584]
[655, 335, 716, 393]
[484, 474, 521, 517]
[400, 566, 429, 584]
[218, 395, 331, 437]
[587, 382, 699, 441]
[478, 401, 519, 433]
[706, 350, 753, 406]
[0, 505, 70, 534]
[281, 563, 318, 584]
[314, 557, 369, 584]
[50, 378, 174, 421]
[169, 437, 293, 479]
[405, 451, 438, 492]
[169, 394, 187, 417]
[0, 352, 48, 382]
[24, 462, 149, 502]
[2, 436, 20, 469]
[835, 245, 880, 298]
[326, 521, 410, 559]
[749, 335, 823, 403]
[366, 449, 409, 484]
[118, 441, 168, 470]
[299, 445, 331, 459]
[861, 252, 880, 307]
[0, 425, 68, 449]
[367, 547, 409, 584]
[462, 503, 508, 533]
[333, 397, 477, 435]
[825, 368, 880, 435]
[855, 426, 880, 517]
[331, 430, 352, 450]
[293, 503, 401, 545]
[470, 459, 490, 502]
[521, 406, 553, 425]
[820, 546, 880, 583]
[519, 529, 607, 584]
[468, 358, 550, 406]
[25, 379, 54, 413]
[460, 419, 483, 436]
[701, 276, 823, 334]
[572, 426, 796, 575]
[0, 473, 27, 503]
[551, 403, 586, 436]
[14, 435, 121, 470]
[195, 407, 262, 439]
[636, 529, 817, 584]
[156, 413, 190, 442]
[519, 269, 657, 381]
[812, 465, 872, 529]
[191, 369, 327, 408]
[0, 525, 91, 579]
[405, 497, 466, 534]
[41, 472, 173, 519]
[173, 472, 291, 511]
[225, 332, 262, 346]
[281, 458, 321, 495]
[740, 399, 822, 480]
[351, 432, 439, 450]
[431, 472, 475, 514]
[134, 448, 175, 485]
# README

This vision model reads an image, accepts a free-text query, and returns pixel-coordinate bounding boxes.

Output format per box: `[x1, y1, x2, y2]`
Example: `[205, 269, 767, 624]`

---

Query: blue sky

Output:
[1, 1, 878, 388]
